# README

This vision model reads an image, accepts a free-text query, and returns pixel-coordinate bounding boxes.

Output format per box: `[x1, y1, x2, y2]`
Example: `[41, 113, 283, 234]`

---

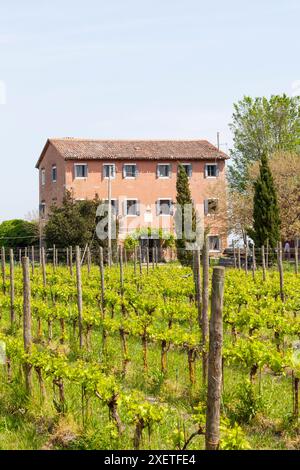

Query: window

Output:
[204, 198, 219, 215]
[52, 165, 57, 182]
[104, 199, 118, 215]
[126, 199, 140, 216]
[205, 164, 218, 178]
[40, 202, 46, 218]
[157, 199, 173, 216]
[103, 164, 116, 178]
[208, 236, 221, 251]
[123, 164, 138, 178]
[157, 164, 171, 178]
[41, 168, 45, 185]
[179, 163, 192, 177]
[75, 164, 88, 178]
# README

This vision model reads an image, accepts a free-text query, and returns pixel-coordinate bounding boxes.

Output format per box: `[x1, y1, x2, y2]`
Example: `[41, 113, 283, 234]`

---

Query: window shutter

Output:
[156, 165, 160, 178]
[216, 164, 220, 177]
[123, 200, 127, 216]
[123, 165, 126, 178]
[204, 165, 208, 178]
[169, 164, 172, 178]
[135, 166, 139, 178]
[136, 200, 140, 216]
[204, 199, 208, 215]
[188, 164, 192, 177]
[156, 200, 160, 215]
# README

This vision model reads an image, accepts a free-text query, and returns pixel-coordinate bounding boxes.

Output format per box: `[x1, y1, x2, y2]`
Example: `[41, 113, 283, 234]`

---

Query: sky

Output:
[0, 0, 299, 221]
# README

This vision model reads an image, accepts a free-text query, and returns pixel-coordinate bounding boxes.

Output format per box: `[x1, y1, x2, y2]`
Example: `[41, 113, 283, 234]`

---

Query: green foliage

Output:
[175, 164, 197, 265]
[0, 219, 38, 248]
[220, 419, 250, 450]
[234, 381, 263, 424]
[229, 94, 300, 191]
[250, 153, 280, 248]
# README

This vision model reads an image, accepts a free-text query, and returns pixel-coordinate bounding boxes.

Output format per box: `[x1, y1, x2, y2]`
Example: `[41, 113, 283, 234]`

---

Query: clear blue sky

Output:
[0, 0, 299, 221]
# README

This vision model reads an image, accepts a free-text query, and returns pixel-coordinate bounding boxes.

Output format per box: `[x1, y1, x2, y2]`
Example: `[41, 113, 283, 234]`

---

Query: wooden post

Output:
[41, 247, 47, 287]
[22, 257, 32, 394]
[1, 246, 6, 294]
[233, 243, 237, 269]
[133, 246, 137, 276]
[76, 246, 83, 349]
[69, 246, 73, 276]
[53, 245, 56, 272]
[31, 246, 35, 275]
[87, 247, 91, 276]
[261, 245, 266, 282]
[9, 249, 15, 326]
[146, 247, 149, 274]
[19, 248, 22, 267]
[277, 241, 284, 302]
[195, 248, 201, 329]
[244, 242, 248, 275]
[155, 246, 159, 267]
[237, 247, 241, 270]
[202, 235, 209, 385]
[252, 243, 256, 279]
[66, 247, 69, 268]
[139, 245, 142, 275]
[205, 266, 225, 450]
[99, 247, 105, 315]
[119, 246, 124, 294]
[295, 237, 299, 275]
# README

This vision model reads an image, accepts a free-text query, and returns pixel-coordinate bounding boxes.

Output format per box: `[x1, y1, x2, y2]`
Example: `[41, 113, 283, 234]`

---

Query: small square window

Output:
[205, 164, 218, 178]
[103, 164, 116, 178]
[179, 163, 192, 177]
[123, 164, 137, 178]
[41, 169, 45, 185]
[157, 164, 171, 178]
[75, 164, 88, 178]
[126, 199, 139, 216]
[52, 166, 57, 182]
[40, 202, 46, 218]
[205, 199, 218, 215]
[208, 236, 220, 251]
[157, 199, 173, 216]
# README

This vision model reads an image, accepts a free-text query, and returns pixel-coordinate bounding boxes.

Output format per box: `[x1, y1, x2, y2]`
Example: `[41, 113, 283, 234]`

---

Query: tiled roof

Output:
[36, 138, 228, 168]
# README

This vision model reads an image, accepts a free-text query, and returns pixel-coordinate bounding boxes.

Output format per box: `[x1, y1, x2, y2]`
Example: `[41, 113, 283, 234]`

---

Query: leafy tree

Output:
[44, 191, 118, 252]
[229, 95, 300, 191]
[0, 219, 39, 248]
[249, 154, 280, 249]
[175, 164, 197, 265]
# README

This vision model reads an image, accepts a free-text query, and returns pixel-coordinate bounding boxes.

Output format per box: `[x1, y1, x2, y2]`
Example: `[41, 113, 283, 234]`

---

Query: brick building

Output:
[36, 138, 228, 252]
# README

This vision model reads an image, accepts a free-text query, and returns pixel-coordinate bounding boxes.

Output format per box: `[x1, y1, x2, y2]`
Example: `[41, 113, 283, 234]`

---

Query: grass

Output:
[0, 262, 299, 450]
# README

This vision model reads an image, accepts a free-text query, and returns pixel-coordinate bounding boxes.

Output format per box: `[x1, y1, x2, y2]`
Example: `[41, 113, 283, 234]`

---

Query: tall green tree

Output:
[229, 95, 300, 191]
[0, 219, 38, 248]
[175, 164, 197, 264]
[249, 153, 281, 249]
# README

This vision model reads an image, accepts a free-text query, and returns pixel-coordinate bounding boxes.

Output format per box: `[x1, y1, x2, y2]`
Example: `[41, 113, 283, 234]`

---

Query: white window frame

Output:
[157, 198, 173, 216]
[40, 202, 46, 218]
[205, 163, 219, 178]
[123, 163, 137, 179]
[52, 165, 57, 183]
[204, 198, 219, 216]
[179, 163, 192, 177]
[208, 235, 221, 252]
[41, 168, 45, 186]
[157, 163, 171, 179]
[104, 198, 118, 215]
[103, 163, 116, 179]
[125, 198, 139, 217]
[74, 163, 88, 179]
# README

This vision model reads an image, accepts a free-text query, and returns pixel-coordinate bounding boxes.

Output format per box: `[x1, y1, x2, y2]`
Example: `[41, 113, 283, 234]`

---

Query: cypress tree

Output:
[251, 153, 281, 249]
[175, 164, 197, 265]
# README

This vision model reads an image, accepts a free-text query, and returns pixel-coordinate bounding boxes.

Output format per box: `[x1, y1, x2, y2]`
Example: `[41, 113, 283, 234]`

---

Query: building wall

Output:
[38, 147, 227, 250]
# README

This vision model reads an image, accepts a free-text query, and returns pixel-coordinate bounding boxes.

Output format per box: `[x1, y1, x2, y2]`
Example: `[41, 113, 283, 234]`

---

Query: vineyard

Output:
[0, 247, 300, 450]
